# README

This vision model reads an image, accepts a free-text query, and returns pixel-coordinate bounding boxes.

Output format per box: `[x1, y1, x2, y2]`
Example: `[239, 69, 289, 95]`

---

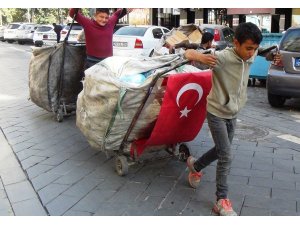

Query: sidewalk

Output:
[0, 128, 47, 216]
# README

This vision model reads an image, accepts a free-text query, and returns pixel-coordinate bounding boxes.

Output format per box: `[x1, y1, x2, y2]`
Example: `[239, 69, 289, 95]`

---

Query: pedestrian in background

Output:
[69, 8, 133, 69]
[184, 22, 281, 216]
[52, 23, 62, 43]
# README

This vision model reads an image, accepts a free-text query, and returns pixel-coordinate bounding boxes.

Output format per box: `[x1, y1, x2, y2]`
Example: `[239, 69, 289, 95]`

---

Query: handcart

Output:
[76, 55, 212, 176]
[29, 12, 85, 122]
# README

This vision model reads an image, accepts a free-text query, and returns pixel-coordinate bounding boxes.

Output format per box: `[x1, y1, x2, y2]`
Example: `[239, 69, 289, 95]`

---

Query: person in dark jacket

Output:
[52, 23, 63, 43]
[69, 8, 133, 69]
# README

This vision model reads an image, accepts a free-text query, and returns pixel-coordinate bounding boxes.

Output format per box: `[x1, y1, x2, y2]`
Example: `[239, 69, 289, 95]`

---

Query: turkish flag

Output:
[131, 70, 212, 157]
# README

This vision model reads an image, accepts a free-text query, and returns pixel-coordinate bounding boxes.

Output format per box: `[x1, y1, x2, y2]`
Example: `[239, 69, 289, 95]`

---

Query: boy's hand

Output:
[185, 49, 217, 67]
[273, 52, 281, 66]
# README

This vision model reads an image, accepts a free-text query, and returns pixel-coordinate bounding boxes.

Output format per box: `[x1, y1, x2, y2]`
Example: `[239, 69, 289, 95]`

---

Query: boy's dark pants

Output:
[193, 112, 237, 200]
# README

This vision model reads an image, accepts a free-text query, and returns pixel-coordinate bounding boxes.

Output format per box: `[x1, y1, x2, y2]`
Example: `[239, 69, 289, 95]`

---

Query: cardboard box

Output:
[165, 30, 188, 46]
[188, 29, 202, 43]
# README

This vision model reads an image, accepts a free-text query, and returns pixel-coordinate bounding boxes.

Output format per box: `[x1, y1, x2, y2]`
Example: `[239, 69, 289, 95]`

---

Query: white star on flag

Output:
[180, 106, 191, 118]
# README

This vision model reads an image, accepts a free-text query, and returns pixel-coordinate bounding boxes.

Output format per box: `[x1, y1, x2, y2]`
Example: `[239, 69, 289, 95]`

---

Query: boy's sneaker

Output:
[187, 156, 203, 188]
[212, 198, 237, 216]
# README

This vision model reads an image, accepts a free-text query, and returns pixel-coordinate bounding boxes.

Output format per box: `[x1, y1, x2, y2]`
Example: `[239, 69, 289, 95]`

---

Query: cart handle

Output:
[64, 10, 78, 43]
[118, 59, 190, 154]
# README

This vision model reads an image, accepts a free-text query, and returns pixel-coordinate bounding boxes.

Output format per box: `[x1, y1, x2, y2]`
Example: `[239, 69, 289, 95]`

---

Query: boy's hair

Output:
[96, 8, 110, 15]
[201, 32, 214, 44]
[234, 22, 262, 45]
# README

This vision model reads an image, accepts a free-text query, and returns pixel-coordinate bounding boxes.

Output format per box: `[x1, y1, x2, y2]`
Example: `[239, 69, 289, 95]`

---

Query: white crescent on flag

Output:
[176, 83, 203, 118]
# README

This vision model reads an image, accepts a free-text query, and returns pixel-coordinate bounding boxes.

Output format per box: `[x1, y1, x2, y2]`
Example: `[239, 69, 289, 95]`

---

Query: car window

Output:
[114, 27, 147, 36]
[7, 24, 21, 29]
[280, 29, 300, 52]
[223, 28, 234, 43]
[64, 25, 83, 31]
[36, 26, 52, 32]
[152, 28, 163, 39]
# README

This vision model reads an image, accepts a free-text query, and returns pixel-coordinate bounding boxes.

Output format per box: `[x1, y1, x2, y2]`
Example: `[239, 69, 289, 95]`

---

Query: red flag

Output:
[131, 71, 212, 157]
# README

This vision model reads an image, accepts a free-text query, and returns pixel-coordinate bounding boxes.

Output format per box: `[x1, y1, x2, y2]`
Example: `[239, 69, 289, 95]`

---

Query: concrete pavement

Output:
[0, 41, 300, 216]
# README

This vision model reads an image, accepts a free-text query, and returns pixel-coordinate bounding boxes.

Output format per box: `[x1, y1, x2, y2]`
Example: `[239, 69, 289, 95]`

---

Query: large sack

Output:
[29, 43, 86, 112]
[76, 55, 183, 153]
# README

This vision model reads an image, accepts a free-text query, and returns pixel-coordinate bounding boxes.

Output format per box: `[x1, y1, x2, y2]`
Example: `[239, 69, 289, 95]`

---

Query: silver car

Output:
[267, 26, 300, 107]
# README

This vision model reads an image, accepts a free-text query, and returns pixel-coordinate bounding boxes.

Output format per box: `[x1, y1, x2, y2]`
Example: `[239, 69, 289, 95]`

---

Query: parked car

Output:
[3, 22, 22, 43]
[60, 23, 83, 43]
[199, 24, 234, 50]
[16, 23, 37, 44]
[0, 25, 6, 42]
[33, 25, 56, 47]
[267, 26, 300, 108]
[113, 25, 170, 57]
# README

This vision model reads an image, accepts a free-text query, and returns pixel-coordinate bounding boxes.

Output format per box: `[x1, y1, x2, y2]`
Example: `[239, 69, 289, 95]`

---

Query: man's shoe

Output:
[187, 156, 197, 173]
[187, 156, 203, 188]
[213, 198, 237, 216]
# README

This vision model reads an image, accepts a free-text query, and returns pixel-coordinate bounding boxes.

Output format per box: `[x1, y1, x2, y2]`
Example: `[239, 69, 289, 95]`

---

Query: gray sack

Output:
[29, 43, 86, 113]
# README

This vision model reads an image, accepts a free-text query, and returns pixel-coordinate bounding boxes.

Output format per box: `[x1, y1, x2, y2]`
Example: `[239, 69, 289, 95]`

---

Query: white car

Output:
[33, 25, 56, 47]
[60, 23, 83, 43]
[0, 26, 6, 42]
[113, 25, 170, 57]
[3, 23, 22, 43]
[16, 23, 37, 44]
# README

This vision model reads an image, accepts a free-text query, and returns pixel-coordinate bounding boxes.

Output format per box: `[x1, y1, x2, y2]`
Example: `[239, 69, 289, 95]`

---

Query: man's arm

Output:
[184, 49, 217, 68]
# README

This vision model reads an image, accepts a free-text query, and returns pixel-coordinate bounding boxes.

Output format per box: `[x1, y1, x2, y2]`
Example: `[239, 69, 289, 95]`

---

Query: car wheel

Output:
[268, 92, 285, 108]
[18, 41, 25, 45]
[7, 40, 14, 43]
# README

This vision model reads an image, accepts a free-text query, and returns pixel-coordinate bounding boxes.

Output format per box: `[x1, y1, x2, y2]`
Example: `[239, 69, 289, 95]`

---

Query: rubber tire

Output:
[115, 155, 128, 176]
[178, 143, 190, 162]
[268, 92, 285, 108]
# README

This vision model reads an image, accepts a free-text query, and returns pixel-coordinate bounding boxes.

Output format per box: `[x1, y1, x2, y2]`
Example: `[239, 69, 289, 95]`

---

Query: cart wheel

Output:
[56, 108, 64, 122]
[115, 155, 128, 176]
[178, 143, 190, 162]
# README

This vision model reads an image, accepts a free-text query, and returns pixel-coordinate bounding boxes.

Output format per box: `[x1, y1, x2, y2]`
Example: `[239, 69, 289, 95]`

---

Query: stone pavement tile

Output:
[12, 198, 47, 216]
[273, 171, 300, 182]
[227, 175, 249, 185]
[179, 199, 213, 216]
[38, 183, 70, 205]
[5, 180, 37, 203]
[232, 150, 254, 157]
[31, 172, 62, 191]
[26, 164, 54, 179]
[108, 181, 149, 203]
[156, 159, 186, 178]
[229, 167, 272, 178]
[93, 202, 128, 216]
[53, 166, 94, 185]
[200, 166, 216, 182]
[272, 188, 300, 201]
[62, 177, 103, 199]
[254, 151, 293, 160]
[140, 176, 176, 197]
[249, 177, 296, 190]
[69, 148, 97, 161]
[39, 152, 75, 166]
[12, 141, 36, 153]
[47, 160, 83, 175]
[0, 167, 27, 185]
[274, 148, 300, 156]
[96, 176, 127, 192]
[252, 161, 294, 173]
[0, 189, 5, 198]
[63, 210, 93, 216]
[123, 196, 166, 216]
[0, 154, 22, 171]
[16, 148, 45, 161]
[70, 189, 117, 213]
[21, 155, 47, 170]
[8, 135, 34, 145]
[231, 158, 252, 169]
[229, 184, 271, 198]
[240, 206, 271, 216]
[257, 141, 280, 148]
[273, 158, 297, 172]
[244, 195, 297, 213]
[295, 165, 300, 174]
[0, 198, 14, 216]
[253, 146, 274, 153]
[45, 194, 80, 216]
